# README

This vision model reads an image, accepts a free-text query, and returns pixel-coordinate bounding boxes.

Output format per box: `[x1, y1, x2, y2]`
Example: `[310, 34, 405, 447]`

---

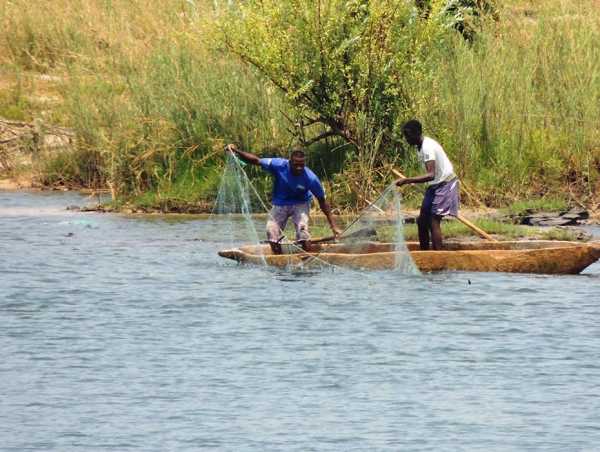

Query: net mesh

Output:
[214, 152, 419, 274]
[337, 184, 419, 274]
[213, 153, 267, 264]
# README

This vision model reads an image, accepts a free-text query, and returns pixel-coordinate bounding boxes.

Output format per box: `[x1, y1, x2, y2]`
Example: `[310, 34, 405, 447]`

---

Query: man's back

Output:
[418, 137, 455, 185]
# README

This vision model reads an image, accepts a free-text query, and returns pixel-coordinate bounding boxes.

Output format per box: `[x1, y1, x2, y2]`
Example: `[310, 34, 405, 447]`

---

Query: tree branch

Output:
[302, 130, 340, 147]
[225, 44, 291, 95]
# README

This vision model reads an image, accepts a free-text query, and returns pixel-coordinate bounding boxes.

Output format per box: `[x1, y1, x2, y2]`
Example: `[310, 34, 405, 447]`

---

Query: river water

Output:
[1, 191, 599, 451]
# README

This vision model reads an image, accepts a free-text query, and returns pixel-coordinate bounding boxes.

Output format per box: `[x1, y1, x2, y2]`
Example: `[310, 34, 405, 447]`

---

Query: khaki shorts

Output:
[266, 203, 311, 243]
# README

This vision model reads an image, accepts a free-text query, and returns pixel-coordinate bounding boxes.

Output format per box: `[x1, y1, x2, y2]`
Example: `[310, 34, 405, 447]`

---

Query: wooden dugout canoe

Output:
[218, 240, 600, 274]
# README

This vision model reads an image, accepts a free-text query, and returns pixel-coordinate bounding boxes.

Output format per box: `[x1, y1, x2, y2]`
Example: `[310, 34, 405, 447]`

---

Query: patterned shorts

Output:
[421, 178, 460, 218]
[266, 203, 311, 243]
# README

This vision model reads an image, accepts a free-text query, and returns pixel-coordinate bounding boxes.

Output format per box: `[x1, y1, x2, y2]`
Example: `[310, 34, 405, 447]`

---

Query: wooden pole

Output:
[391, 168, 498, 242]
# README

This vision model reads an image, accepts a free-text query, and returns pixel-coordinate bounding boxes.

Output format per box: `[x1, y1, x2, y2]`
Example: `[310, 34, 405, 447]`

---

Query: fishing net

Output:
[332, 184, 419, 274]
[213, 153, 336, 271]
[214, 152, 418, 274]
[213, 153, 265, 253]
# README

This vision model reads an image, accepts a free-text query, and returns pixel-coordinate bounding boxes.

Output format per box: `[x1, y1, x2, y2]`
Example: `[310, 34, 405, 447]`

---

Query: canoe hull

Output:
[218, 241, 600, 274]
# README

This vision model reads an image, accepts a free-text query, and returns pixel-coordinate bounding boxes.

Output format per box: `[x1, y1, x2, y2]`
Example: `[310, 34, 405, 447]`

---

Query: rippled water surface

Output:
[1, 191, 600, 451]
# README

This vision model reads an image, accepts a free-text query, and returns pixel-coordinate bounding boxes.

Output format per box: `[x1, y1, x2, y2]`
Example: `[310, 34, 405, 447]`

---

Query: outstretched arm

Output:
[317, 196, 341, 237]
[225, 143, 260, 166]
[396, 161, 435, 186]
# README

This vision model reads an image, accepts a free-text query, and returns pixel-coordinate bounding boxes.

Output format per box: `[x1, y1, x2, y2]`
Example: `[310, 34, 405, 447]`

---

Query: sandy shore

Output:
[0, 176, 35, 190]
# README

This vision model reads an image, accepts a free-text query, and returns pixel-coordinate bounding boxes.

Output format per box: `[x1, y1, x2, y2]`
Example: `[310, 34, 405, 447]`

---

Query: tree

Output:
[216, 0, 449, 155]
[418, 0, 498, 41]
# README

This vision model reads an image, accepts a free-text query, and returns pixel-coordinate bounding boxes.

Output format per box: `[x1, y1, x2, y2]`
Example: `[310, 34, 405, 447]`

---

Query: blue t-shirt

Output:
[259, 158, 325, 206]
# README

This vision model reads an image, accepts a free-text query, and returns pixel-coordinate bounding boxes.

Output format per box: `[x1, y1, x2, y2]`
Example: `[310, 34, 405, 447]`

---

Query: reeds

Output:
[415, 0, 600, 205]
[0, 0, 598, 208]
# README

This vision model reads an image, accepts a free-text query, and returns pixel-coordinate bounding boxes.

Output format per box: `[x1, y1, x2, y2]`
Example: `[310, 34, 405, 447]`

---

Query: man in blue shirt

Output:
[226, 144, 341, 254]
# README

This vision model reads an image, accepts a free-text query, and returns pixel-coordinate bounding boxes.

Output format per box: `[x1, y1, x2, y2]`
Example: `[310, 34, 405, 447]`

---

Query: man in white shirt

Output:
[396, 120, 459, 250]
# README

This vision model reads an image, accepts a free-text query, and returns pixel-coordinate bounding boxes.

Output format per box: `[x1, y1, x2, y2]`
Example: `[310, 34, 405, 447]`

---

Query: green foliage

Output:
[306, 139, 351, 180]
[538, 227, 582, 242]
[217, 0, 450, 151]
[404, 218, 581, 241]
[57, 38, 293, 199]
[34, 148, 104, 188]
[214, 0, 458, 205]
[418, 0, 498, 41]
[375, 217, 549, 241]
[505, 198, 569, 217]
[413, 3, 600, 205]
[308, 215, 582, 242]
[0, 0, 599, 212]
[126, 163, 223, 211]
[0, 75, 31, 121]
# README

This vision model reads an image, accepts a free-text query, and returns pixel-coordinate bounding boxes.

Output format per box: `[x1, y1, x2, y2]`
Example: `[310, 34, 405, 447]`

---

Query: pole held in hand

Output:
[392, 168, 498, 242]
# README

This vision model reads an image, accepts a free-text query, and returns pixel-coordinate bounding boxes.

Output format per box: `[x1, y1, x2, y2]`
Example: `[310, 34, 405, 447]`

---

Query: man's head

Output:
[402, 119, 423, 147]
[289, 148, 306, 175]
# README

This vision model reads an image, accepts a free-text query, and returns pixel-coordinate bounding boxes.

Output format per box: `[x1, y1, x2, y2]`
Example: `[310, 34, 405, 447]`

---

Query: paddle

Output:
[391, 168, 498, 242]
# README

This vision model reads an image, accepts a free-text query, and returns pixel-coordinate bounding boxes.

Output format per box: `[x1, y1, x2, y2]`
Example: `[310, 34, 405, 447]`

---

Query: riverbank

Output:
[2, 175, 597, 245]
[1, 113, 598, 217]
[0, 177, 22, 190]
[33, 191, 592, 244]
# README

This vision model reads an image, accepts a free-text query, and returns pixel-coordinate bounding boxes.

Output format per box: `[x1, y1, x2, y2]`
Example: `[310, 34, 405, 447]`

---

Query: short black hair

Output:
[402, 119, 423, 136]
[290, 148, 305, 159]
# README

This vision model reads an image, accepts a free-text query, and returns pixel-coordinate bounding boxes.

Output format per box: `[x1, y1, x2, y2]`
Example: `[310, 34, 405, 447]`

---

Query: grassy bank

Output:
[0, 0, 598, 213]
[300, 216, 588, 243]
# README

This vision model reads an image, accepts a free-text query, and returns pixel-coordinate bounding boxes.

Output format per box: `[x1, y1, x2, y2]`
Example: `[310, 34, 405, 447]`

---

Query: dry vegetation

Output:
[0, 0, 598, 213]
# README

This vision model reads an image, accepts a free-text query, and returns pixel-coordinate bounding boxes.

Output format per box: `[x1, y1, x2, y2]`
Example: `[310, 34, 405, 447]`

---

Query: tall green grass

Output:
[0, 0, 598, 209]
[1, 0, 295, 200]
[416, 1, 600, 205]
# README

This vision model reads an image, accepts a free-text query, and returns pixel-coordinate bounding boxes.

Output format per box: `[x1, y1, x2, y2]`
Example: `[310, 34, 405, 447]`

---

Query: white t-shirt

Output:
[418, 136, 455, 186]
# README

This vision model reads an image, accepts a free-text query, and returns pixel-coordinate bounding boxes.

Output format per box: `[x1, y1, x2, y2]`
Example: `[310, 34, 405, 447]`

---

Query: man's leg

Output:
[292, 202, 311, 251]
[266, 205, 289, 255]
[430, 178, 459, 251]
[417, 213, 431, 250]
[418, 188, 434, 250]
[268, 241, 282, 255]
[431, 215, 443, 250]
